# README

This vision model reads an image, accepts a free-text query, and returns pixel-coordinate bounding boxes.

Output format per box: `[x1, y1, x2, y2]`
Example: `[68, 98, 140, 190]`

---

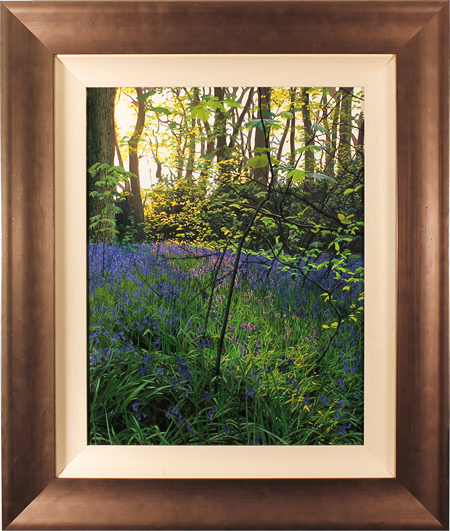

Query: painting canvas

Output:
[87, 86, 364, 446]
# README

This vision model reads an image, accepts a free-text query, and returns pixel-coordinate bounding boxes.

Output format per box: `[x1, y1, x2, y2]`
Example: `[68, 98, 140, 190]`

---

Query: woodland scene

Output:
[88, 86, 364, 445]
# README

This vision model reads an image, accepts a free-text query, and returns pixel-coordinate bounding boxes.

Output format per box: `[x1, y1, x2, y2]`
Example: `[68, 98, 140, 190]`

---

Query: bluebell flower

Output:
[138, 365, 149, 377]
[319, 394, 330, 406]
[203, 391, 212, 403]
[337, 377, 346, 390]
[165, 405, 179, 419]
[245, 386, 256, 400]
[132, 401, 139, 412]
[338, 423, 352, 435]
[153, 338, 162, 350]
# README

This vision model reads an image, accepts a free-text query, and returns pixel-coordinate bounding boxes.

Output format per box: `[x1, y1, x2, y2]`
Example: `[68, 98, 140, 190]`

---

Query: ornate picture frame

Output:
[2, 2, 448, 529]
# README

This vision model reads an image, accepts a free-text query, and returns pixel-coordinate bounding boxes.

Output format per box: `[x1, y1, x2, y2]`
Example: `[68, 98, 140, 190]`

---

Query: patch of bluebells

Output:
[88, 243, 364, 445]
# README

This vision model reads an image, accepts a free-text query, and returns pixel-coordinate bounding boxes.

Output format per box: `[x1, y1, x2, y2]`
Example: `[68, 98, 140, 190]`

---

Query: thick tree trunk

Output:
[87, 87, 116, 241]
[128, 87, 146, 241]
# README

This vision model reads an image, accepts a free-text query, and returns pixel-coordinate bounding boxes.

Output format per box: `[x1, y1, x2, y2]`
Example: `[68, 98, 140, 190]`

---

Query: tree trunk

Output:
[185, 87, 200, 182]
[355, 112, 364, 149]
[128, 87, 146, 241]
[253, 87, 271, 186]
[324, 89, 341, 178]
[337, 87, 354, 171]
[289, 89, 297, 166]
[214, 87, 227, 164]
[301, 88, 314, 173]
[87, 87, 116, 241]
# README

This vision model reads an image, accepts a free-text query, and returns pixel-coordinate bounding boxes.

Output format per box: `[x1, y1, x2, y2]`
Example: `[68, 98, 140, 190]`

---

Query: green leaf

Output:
[311, 122, 330, 135]
[308, 172, 337, 184]
[343, 188, 354, 196]
[137, 90, 157, 101]
[202, 94, 219, 102]
[149, 106, 171, 116]
[294, 145, 325, 154]
[223, 99, 242, 109]
[244, 118, 281, 131]
[252, 147, 277, 154]
[279, 111, 294, 120]
[190, 105, 211, 122]
[244, 154, 269, 169]
[269, 155, 280, 166]
[287, 169, 307, 184]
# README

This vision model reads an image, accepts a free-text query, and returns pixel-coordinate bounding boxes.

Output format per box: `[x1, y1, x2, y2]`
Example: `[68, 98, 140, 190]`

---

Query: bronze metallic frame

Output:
[1, 1, 449, 529]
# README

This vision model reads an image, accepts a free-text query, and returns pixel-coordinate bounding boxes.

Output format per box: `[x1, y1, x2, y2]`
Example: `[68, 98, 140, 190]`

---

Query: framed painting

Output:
[53, 55, 395, 480]
[1, 1, 448, 530]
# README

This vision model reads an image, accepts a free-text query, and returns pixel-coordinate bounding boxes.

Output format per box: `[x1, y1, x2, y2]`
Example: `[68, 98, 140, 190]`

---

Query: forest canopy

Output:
[89, 86, 364, 252]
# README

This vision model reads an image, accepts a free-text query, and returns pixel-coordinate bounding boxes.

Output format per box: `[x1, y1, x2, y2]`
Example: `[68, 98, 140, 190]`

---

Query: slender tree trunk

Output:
[289, 89, 297, 166]
[228, 87, 254, 154]
[214, 87, 229, 175]
[355, 112, 364, 148]
[301, 88, 314, 173]
[185, 88, 200, 182]
[337, 87, 354, 171]
[325, 89, 341, 177]
[128, 87, 146, 241]
[87, 87, 116, 241]
[114, 129, 133, 223]
[253, 87, 271, 186]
